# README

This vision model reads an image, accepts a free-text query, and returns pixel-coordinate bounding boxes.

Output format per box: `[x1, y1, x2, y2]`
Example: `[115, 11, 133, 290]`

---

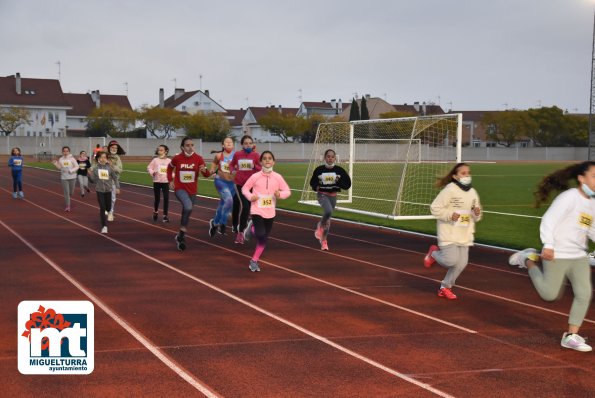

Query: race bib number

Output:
[238, 159, 254, 171]
[455, 210, 471, 227]
[320, 172, 337, 185]
[62, 161, 70, 168]
[158, 166, 168, 174]
[13, 159, 22, 166]
[79, 163, 86, 170]
[220, 161, 230, 173]
[98, 169, 109, 180]
[257, 194, 274, 209]
[578, 212, 593, 230]
[179, 170, 195, 183]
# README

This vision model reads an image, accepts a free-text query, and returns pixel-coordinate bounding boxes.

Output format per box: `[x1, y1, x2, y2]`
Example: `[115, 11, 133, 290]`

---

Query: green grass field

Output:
[34, 161, 569, 250]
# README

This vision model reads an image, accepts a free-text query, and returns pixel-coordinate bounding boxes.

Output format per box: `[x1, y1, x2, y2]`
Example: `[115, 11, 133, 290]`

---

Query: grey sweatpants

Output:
[61, 178, 76, 207]
[431, 244, 469, 289]
[529, 257, 592, 327]
[317, 192, 337, 240]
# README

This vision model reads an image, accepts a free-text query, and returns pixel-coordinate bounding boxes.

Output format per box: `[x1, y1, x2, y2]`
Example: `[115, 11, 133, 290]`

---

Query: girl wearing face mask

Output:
[167, 136, 211, 251]
[229, 135, 261, 244]
[208, 137, 236, 237]
[508, 161, 595, 352]
[424, 162, 481, 300]
[106, 140, 126, 221]
[77, 150, 91, 197]
[52, 146, 80, 212]
[241, 151, 291, 272]
[88, 151, 120, 233]
[308, 149, 352, 251]
[147, 145, 171, 222]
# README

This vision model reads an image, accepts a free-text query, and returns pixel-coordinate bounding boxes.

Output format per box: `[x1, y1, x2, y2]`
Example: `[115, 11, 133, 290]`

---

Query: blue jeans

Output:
[175, 190, 196, 227]
[12, 170, 22, 192]
[214, 178, 235, 226]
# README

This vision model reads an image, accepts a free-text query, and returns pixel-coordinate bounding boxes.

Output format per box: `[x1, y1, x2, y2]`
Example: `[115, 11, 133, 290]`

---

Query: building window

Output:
[182, 106, 186, 111]
[194, 101, 199, 106]
[473, 141, 481, 148]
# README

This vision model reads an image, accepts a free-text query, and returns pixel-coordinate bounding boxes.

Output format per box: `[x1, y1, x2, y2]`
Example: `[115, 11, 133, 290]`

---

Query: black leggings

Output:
[232, 184, 251, 232]
[97, 191, 112, 227]
[252, 215, 274, 246]
[153, 182, 169, 215]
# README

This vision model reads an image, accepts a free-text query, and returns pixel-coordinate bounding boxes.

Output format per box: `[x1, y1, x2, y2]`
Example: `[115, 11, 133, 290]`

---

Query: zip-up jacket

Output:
[147, 157, 172, 183]
[88, 163, 120, 192]
[242, 171, 291, 219]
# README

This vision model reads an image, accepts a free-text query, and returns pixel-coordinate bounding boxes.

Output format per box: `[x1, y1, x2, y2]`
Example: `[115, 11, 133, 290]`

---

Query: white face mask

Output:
[110, 148, 118, 155]
[582, 183, 595, 198]
[459, 176, 472, 186]
[262, 166, 273, 173]
[325, 162, 335, 168]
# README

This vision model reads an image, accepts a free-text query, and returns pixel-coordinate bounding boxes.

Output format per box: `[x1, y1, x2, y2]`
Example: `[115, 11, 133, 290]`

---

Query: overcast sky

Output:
[1, 0, 593, 113]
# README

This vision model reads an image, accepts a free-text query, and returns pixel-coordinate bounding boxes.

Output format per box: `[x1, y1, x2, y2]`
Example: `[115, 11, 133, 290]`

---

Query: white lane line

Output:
[5, 192, 456, 398]
[0, 218, 220, 398]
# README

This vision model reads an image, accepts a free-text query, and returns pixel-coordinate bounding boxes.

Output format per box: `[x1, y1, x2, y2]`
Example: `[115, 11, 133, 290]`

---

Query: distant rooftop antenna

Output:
[199, 74, 203, 91]
[298, 88, 302, 102]
[172, 78, 177, 89]
[124, 82, 128, 96]
[55, 61, 61, 81]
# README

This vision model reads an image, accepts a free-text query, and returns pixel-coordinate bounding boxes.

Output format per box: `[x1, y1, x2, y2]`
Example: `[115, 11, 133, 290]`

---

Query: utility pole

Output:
[589, 8, 595, 160]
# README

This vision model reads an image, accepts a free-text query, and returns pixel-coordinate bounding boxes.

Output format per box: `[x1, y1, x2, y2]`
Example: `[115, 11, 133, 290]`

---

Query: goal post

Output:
[299, 113, 462, 220]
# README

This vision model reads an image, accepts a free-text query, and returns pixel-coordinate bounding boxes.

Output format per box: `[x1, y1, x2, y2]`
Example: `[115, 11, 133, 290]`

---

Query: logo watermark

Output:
[18, 301, 94, 375]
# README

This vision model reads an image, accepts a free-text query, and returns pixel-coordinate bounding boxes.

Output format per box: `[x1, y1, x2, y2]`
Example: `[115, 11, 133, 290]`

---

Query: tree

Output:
[360, 96, 370, 120]
[297, 113, 328, 143]
[349, 98, 360, 121]
[481, 110, 538, 147]
[259, 110, 309, 142]
[138, 106, 184, 139]
[183, 112, 231, 141]
[86, 104, 137, 137]
[563, 114, 588, 147]
[0, 107, 31, 136]
[527, 106, 575, 147]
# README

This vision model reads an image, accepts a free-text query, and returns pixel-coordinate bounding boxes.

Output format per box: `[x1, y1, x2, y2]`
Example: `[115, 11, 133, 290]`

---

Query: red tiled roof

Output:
[163, 90, 198, 108]
[0, 74, 70, 107]
[64, 93, 132, 116]
[248, 106, 299, 123]
[225, 109, 247, 126]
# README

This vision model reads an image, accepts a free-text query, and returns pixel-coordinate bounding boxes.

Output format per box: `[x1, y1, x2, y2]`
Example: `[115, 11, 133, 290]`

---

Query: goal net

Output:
[299, 114, 462, 220]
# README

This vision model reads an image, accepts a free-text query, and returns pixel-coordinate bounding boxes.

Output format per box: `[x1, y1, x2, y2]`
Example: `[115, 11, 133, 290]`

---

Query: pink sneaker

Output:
[438, 287, 457, 300]
[424, 245, 439, 268]
[234, 232, 244, 244]
[321, 240, 329, 251]
[314, 225, 323, 241]
[65, 206, 71, 212]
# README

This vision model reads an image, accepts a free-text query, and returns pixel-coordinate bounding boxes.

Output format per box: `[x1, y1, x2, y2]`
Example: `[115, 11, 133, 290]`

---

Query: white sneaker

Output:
[107, 211, 114, 222]
[101, 226, 108, 234]
[561, 332, 592, 352]
[508, 248, 538, 269]
[588, 252, 595, 267]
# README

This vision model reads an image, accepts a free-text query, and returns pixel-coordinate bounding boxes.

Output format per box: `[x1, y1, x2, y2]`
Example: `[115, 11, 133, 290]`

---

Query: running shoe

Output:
[438, 287, 457, 300]
[234, 232, 244, 244]
[314, 224, 323, 241]
[208, 219, 217, 237]
[424, 245, 439, 268]
[248, 259, 261, 272]
[152, 212, 158, 222]
[561, 333, 592, 352]
[508, 248, 539, 269]
[321, 240, 329, 251]
[101, 226, 108, 234]
[243, 220, 253, 242]
[163, 215, 169, 223]
[18, 191, 24, 199]
[218, 224, 227, 235]
[175, 232, 186, 251]
[65, 206, 71, 212]
[232, 225, 238, 234]
[12, 192, 17, 199]
[107, 211, 114, 222]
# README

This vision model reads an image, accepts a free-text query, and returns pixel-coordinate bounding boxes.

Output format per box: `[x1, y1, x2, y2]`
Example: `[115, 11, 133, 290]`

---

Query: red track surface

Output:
[1, 167, 594, 397]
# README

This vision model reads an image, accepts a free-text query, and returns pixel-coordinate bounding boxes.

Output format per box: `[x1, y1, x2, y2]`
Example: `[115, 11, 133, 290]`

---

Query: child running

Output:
[88, 151, 120, 233]
[241, 151, 291, 272]
[106, 140, 125, 221]
[76, 150, 91, 197]
[508, 161, 594, 352]
[8, 147, 24, 199]
[424, 162, 482, 300]
[208, 137, 236, 237]
[229, 135, 261, 244]
[52, 146, 79, 212]
[309, 149, 352, 251]
[147, 145, 172, 222]
[167, 137, 211, 251]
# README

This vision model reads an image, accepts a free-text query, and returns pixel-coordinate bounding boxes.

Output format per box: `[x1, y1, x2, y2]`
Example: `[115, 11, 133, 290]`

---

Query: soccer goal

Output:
[299, 113, 462, 220]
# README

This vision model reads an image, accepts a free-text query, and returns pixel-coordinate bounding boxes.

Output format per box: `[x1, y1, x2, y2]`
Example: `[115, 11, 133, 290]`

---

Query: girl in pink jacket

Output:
[241, 151, 291, 272]
[147, 145, 172, 222]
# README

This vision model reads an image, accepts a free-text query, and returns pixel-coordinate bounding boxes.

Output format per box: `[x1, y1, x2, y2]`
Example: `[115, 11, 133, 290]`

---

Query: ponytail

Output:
[534, 161, 595, 207]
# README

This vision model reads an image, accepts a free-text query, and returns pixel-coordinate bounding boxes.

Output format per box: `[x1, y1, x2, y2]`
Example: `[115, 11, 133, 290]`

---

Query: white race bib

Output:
[578, 212, 593, 231]
[13, 159, 22, 166]
[238, 159, 254, 171]
[257, 194, 274, 209]
[62, 161, 70, 168]
[98, 169, 109, 180]
[220, 161, 230, 173]
[455, 210, 471, 227]
[320, 172, 337, 185]
[179, 170, 196, 183]
[159, 166, 168, 174]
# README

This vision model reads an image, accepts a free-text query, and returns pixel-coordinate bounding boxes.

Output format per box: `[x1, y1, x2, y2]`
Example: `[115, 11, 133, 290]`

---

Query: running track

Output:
[1, 167, 594, 397]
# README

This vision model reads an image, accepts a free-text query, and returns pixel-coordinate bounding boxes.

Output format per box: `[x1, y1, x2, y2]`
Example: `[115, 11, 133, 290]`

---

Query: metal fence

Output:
[0, 136, 589, 161]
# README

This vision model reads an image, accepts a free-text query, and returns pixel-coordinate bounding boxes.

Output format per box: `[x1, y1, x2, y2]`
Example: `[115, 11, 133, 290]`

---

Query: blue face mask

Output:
[244, 147, 253, 154]
[582, 183, 595, 198]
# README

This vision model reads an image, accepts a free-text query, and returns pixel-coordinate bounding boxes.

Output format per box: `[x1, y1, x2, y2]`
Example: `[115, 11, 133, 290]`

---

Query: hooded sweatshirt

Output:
[241, 170, 291, 219]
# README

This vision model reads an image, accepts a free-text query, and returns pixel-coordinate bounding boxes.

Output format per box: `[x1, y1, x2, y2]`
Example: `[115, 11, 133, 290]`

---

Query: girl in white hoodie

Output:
[52, 146, 79, 212]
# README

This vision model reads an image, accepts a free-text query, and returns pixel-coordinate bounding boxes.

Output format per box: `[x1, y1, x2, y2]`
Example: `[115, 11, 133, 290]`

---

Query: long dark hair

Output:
[155, 144, 169, 156]
[534, 161, 595, 207]
[436, 162, 469, 188]
[180, 136, 193, 149]
[210, 137, 234, 154]
[260, 150, 275, 161]
[241, 135, 253, 145]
